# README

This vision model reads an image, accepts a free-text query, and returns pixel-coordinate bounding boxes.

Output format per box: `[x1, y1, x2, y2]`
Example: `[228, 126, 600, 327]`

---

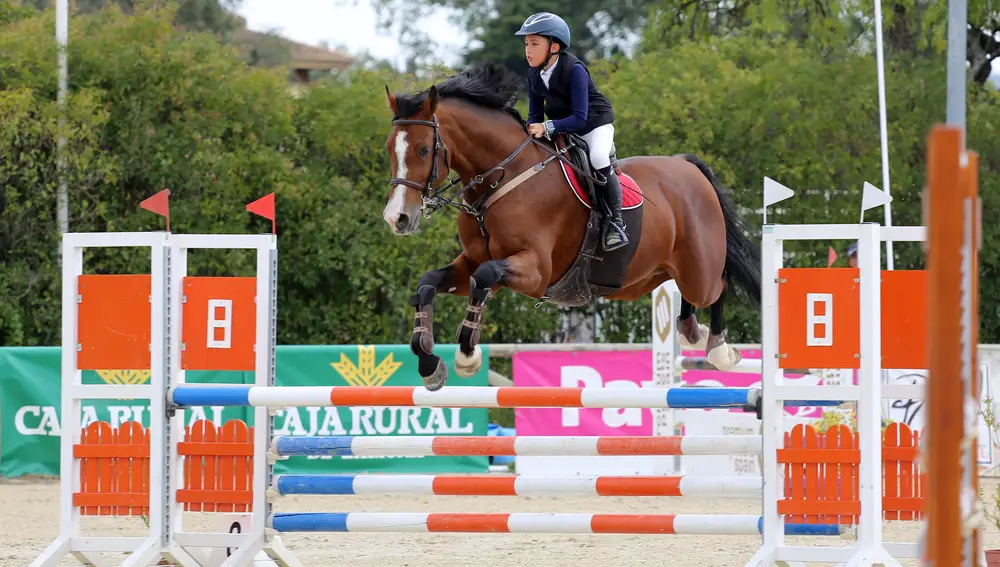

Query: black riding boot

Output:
[599, 166, 629, 251]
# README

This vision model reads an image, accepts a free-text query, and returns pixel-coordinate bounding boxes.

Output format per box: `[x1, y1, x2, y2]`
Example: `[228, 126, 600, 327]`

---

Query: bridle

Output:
[388, 114, 608, 235]
[388, 116, 450, 196]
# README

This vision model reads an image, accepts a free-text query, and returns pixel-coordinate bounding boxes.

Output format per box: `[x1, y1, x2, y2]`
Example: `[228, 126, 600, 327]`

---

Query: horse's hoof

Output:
[422, 359, 449, 391]
[706, 336, 742, 371]
[454, 344, 483, 378]
[677, 315, 709, 350]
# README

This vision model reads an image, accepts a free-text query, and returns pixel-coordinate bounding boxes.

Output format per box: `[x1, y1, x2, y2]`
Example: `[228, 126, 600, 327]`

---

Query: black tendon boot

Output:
[600, 165, 629, 251]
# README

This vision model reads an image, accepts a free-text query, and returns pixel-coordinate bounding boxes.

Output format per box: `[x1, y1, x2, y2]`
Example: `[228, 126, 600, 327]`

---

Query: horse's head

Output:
[382, 85, 449, 235]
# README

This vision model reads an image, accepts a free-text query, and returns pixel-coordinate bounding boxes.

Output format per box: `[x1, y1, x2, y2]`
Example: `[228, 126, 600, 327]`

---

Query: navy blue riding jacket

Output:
[527, 51, 614, 135]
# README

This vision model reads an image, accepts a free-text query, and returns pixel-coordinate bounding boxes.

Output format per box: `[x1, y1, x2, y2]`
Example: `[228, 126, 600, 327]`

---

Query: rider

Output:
[516, 12, 628, 252]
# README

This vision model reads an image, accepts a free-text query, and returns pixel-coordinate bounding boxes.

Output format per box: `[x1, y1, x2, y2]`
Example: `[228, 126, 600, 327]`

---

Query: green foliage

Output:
[596, 33, 999, 341]
[0, 4, 560, 348]
[22, 0, 247, 36]
[0, 85, 117, 345]
[1, 1, 999, 352]
[0, 0, 33, 24]
[979, 397, 1000, 530]
[641, 0, 1000, 84]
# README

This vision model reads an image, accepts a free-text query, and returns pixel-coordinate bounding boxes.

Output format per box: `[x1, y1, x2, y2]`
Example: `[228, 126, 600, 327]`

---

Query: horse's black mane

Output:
[393, 62, 526, 126]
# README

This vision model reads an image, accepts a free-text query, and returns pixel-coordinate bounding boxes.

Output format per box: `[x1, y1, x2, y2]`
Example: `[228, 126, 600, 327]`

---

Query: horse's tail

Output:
[682, 154, 762, 307]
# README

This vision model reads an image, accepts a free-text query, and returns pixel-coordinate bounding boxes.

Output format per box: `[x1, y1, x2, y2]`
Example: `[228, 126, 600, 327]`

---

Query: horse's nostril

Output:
[396, 213, 410, 230]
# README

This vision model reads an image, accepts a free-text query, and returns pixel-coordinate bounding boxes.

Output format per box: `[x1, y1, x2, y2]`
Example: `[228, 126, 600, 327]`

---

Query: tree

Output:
[0, 0, 34, 24]
[592, 32, 999, 340]
[0, 3, 564, 347]
[369, 0, 654, 73]
[22, 0, 247, 36]
[2, 1, 998, 350]
[641, 0, 1000, 84]
[20, 0, 296, 69]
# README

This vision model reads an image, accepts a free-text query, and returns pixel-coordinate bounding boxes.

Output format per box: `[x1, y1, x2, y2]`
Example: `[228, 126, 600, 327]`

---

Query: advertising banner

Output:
[0, 344, 489, 477]
[512, 350, 668, 476]
[514, 350, 654, 437]
[512, 347, 843, 477]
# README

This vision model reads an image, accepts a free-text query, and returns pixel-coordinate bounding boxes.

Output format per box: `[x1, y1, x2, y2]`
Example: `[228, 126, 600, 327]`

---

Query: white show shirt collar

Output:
[540, 55, 559, 88]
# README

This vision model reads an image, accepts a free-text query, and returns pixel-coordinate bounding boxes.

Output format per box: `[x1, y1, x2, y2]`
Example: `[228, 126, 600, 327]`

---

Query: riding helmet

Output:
[847, 241, 858, 257]
[515, 12, 571, 48]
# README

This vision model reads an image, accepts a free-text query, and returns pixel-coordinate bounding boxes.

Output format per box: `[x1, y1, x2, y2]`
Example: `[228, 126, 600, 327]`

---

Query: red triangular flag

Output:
[246, 192, 276, 233]
[139, 188, 171, 231]
[827, 246, 838, 267]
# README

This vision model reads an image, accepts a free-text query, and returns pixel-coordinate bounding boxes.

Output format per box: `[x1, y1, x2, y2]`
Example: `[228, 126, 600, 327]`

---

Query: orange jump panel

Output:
[778, 268, 860, 369]
[76, 274, 152, 370]
[880, 270, 928, 369]
[181, 276, 257, 371]
[777, 268, 928, 369]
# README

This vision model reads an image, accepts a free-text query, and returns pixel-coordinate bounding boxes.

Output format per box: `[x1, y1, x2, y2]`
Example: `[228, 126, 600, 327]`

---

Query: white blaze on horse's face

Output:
[383, 84, 440, 236]
[383, 130, 412, 233]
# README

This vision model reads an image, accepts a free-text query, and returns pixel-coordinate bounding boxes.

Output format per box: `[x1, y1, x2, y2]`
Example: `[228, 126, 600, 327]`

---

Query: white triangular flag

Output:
[763, 177, 795, 208]
[861, 181, 893, 213]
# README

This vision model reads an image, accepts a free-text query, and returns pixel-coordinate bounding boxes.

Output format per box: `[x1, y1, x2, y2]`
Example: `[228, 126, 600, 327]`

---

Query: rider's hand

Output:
[527, 123, 546, 138]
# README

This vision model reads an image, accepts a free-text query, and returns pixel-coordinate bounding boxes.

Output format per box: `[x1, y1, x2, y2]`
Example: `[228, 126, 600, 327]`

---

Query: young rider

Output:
[515, 12, 628, 251]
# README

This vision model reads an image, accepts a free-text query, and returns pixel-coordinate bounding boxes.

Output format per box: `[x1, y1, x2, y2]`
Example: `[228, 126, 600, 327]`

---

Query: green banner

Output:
[0, 344, 489, 477]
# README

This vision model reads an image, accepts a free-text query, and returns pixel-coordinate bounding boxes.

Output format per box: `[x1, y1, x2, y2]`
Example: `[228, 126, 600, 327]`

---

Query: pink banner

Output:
[514, 350, 654, 436]
[513, 349, 850, 436]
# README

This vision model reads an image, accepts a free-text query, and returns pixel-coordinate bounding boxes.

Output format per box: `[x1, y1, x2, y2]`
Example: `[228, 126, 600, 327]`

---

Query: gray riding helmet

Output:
[847, 241, 858, 257]
[514, 12, 571, 48]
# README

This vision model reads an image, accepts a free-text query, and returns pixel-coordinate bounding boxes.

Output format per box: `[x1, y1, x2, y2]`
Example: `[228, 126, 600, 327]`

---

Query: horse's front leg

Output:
[411, 255, 475, 391]
[455, 250, 547, 378]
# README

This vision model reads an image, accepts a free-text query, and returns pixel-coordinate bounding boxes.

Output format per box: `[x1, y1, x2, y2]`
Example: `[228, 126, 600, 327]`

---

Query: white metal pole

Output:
[56, 0, 69, 234]
[759, 228, 784, 557]
[873, 0, 895, 269]
[947, 0, 968, 146]
[856, 224, 885, 552]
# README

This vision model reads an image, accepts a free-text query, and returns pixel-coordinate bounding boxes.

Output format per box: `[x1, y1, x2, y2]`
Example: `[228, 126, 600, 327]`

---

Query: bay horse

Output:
[382, 63, 761, 390]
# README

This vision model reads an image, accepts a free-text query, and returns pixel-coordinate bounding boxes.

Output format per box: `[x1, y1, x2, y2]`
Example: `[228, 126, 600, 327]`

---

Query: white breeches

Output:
[581, 123, 615, 170]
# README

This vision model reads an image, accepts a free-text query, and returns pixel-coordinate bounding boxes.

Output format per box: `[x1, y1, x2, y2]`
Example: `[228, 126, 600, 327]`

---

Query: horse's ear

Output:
[384, 85, 398, 116]
[423, 85, 439, 115]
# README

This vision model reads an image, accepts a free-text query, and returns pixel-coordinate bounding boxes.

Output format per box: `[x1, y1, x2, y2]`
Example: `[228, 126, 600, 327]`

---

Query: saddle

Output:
[556, 133, 612, 211]
[538, 133, 644, 308]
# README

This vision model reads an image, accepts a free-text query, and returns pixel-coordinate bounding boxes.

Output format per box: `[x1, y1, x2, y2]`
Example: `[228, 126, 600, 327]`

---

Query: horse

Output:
[381, 63, 761, 391]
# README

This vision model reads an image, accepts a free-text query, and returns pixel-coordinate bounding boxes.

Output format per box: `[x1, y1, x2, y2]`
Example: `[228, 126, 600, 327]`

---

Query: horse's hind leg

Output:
[455, 250, 546, 378]
[673, 276, 741, 370]
[454, 261, 506, 378]
[676, 298, 710, 350]
[705, 285, 743, 370]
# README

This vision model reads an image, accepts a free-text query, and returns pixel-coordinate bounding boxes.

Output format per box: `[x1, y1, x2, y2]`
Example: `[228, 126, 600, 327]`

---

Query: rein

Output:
[390, 115, 607, 235]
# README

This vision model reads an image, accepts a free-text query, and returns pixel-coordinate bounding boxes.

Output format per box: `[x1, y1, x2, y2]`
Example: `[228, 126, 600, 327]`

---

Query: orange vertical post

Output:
[923, 124, 981, 566]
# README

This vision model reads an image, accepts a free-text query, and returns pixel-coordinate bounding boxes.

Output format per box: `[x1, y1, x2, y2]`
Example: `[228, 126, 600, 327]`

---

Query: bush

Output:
[2, 3, 998, 348]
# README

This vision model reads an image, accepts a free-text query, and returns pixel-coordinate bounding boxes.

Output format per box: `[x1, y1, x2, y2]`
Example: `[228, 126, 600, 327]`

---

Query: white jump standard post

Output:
[32, 232, 201, 567]
[30, 231, 303, 567]
[164, 233, 301, 567]
[747, 222, 927, 567]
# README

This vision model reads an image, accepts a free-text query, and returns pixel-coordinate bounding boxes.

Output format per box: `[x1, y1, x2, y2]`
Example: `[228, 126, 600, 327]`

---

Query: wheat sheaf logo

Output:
[95, 370, 151, 400]
[96, 370, 151, 385]
[331, 345, 402, 387]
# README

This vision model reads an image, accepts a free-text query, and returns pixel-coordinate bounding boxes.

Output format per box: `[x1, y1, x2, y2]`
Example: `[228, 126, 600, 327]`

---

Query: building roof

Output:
[236, 29, 354, 70]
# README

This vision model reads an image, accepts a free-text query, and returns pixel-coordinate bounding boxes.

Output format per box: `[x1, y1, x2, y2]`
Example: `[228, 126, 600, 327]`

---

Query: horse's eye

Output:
[419, 146, 431, 158]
